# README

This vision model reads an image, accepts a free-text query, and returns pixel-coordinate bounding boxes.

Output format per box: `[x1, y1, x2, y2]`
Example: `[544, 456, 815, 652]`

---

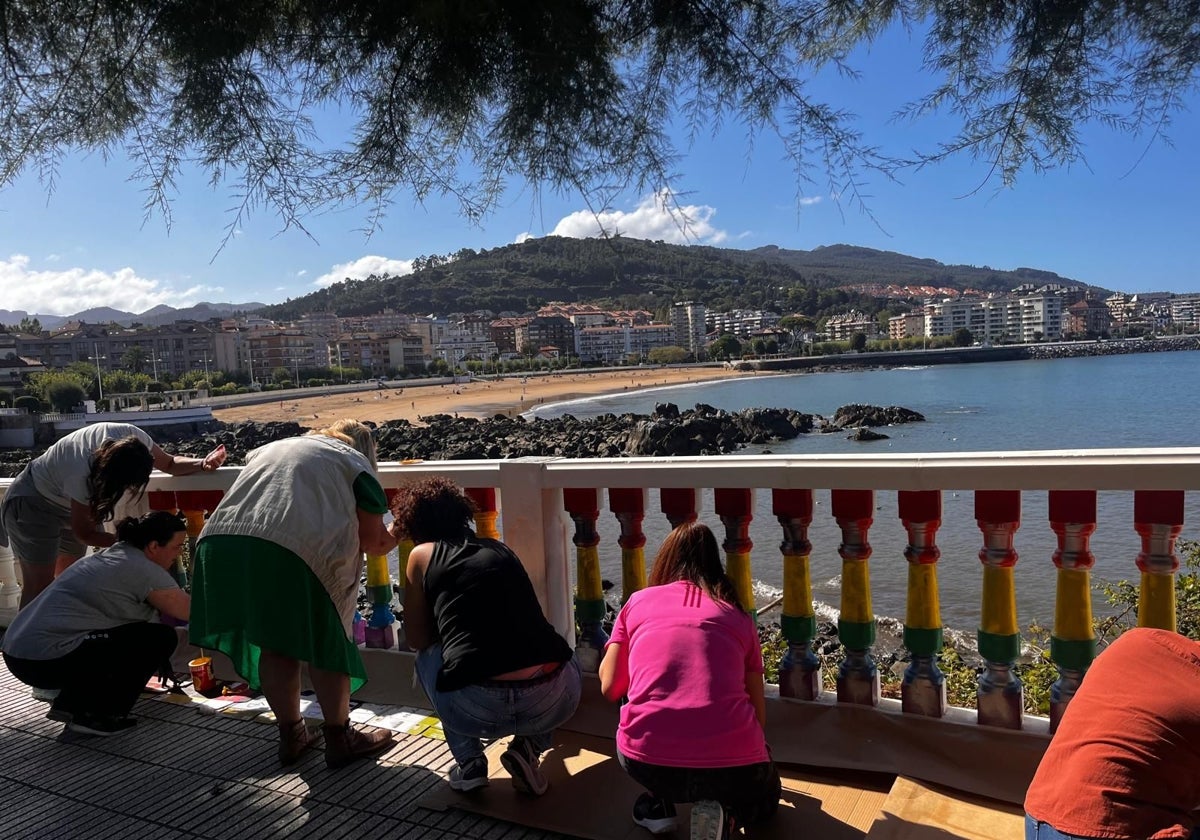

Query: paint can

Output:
[189, 656, 216, 693]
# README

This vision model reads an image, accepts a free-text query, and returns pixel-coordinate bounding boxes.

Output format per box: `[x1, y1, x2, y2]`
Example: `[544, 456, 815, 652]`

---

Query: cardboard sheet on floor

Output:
[417, 730, 892, 840]
[864, 777, 1024, 840]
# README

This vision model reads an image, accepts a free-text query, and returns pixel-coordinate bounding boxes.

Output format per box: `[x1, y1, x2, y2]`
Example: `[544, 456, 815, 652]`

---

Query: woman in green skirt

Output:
[190, 419, 398, 769]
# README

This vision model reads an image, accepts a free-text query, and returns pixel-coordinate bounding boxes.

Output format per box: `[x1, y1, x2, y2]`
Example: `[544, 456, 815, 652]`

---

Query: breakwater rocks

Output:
[1022, 334, 1200, 360]
[0, 403, 924, 474]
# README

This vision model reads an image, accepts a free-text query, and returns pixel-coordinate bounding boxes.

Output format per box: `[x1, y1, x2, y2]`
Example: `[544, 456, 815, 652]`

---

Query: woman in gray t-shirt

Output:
[0, 421, 225, 608]
[2, 511, 191, 736]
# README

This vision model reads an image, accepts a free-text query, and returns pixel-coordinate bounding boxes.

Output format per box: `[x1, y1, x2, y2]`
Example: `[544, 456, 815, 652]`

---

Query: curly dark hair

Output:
[389, 475, 477, 544]
[649, 520, 742, 608]
[86, 436, 155, 523]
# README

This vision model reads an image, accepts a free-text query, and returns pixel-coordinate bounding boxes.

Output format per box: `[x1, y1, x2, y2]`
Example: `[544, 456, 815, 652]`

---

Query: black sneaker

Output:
[448, 757, 489, 792]
[500, 738, 549, 796]
[45, 706, 73, 723]
[632, 793, 678, 834]
[67, 713, 138, 737]
[689, 800, 733, 840]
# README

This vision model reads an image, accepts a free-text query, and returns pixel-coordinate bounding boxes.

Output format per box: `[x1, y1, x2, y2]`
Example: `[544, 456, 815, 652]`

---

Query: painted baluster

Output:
[1134, 490, 1185, 631]
[660, 488, 698, 528]
[832, 489, 880, 706]
[466, 487, 501, 540]
[899, 489, 946, 718]
[176, 490, 223, 591]
[148, 490, 187, 589]
[609, 488, 648, 602]
[715, 488, 756, 613]
[564, 488, 608, 671]
[364, 552, 395, 648]
[975, 490, 1024, 729]
[1048, 490, 1097, 731]
[772, 488, 820, 699]
[0, 528, 20, 611]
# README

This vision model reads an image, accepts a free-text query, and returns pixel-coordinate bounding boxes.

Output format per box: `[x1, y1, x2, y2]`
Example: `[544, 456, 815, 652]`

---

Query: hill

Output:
[259, 238, 1109, 321]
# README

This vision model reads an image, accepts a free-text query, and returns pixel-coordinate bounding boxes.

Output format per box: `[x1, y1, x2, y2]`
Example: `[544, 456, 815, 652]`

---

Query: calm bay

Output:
[530, 350, 1200, 632]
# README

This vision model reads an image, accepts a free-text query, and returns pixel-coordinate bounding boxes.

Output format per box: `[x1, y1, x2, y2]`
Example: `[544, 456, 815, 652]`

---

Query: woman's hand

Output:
[201, 444, 227, 471]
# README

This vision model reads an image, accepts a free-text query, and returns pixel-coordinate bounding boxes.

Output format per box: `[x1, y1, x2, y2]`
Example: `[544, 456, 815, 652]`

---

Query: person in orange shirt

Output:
[1024, 627, 1200, 839]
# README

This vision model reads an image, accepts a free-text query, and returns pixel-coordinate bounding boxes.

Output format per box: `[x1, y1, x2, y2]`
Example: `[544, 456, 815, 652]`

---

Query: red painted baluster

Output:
[609, 488, 648, 601]
[1048, 490, 1097, 731]
[465, 487, 500, 540]
[832, 489, 879, 707]
[1134, 490, 1185, 631]
[975, 490, 1024, 729]
[660, 488, 698, 528]
[899, 489, 946, 718]
[563, 488, 607, 671]
[773, 488, 820, 699]
[715, 488, 755, 614]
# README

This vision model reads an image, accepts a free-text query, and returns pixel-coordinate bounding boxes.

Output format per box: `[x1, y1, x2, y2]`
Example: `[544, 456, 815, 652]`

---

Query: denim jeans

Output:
[415, 644, 582, 766]
[618, 750, 782, 826]
[1025, 814, 1200, 840]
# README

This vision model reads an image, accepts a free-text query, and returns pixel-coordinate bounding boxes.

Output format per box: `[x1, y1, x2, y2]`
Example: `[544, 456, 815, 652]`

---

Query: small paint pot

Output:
[189, 656, 216, 693]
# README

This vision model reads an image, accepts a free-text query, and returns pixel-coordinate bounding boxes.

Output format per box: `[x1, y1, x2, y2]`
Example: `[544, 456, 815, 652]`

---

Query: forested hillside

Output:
[261, 237, 1097, 321]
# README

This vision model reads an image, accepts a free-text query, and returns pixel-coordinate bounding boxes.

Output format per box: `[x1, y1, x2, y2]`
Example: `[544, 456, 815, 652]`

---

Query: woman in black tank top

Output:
[390, 477, 581, 797]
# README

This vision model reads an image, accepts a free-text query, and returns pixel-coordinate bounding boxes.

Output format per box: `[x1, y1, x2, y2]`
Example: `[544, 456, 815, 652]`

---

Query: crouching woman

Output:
[390, 476, 581, 796]
[1, 511, 189, 736]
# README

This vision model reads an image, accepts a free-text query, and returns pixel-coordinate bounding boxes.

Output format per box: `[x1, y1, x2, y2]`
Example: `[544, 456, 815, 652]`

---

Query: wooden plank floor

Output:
[0, 662, 570, 840]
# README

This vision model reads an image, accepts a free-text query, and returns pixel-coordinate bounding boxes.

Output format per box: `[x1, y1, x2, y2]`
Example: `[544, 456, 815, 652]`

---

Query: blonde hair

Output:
[309, 418, 377, 469]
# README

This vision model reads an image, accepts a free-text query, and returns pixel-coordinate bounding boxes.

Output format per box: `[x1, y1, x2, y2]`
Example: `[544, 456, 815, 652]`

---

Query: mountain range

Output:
[2, 241, 1109, 330]
[0, 301, 266, 331]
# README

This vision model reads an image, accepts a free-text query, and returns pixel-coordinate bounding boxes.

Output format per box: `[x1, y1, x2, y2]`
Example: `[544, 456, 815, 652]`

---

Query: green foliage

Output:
[710, 333, 742, 360]
[0, 388, 11, 407]
[646, 346, 689, 364]
[120, 346, 148, 373]
[952, 327, 974, 347]
[14, 395, 41, 412]
[26, 370, 91, 404]
[46, 380, 86, 412]
[849, 332, 868, 352]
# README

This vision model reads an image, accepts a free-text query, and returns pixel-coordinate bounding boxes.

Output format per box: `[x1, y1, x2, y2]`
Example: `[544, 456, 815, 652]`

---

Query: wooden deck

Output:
[0, 662, 566, 840]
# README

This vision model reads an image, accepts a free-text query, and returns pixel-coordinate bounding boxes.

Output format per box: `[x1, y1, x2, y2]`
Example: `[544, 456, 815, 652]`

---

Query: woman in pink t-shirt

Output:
[599, 521, 780, 840]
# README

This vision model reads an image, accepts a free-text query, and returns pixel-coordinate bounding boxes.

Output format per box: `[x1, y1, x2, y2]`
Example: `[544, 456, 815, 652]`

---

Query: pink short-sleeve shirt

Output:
[607, 580, 768, 768]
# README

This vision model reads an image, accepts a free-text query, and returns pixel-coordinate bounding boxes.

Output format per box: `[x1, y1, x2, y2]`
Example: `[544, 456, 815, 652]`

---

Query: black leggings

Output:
[618, 750, 782, 825]
[4, 622, 177, 718]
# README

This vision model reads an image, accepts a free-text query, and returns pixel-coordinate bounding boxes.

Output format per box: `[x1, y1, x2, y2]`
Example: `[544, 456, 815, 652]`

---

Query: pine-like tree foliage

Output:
[2, 1, 1196, 234]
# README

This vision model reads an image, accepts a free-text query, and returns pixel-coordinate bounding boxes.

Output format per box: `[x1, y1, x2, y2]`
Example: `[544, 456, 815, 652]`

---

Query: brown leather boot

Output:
[322, 722, 395, 769]
[278, 719, 319, 766]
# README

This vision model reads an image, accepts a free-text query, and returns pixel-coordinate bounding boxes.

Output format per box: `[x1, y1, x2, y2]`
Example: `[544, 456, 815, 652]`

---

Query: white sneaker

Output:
[690, 800, 730, 840]
[31, 687, 60, 702]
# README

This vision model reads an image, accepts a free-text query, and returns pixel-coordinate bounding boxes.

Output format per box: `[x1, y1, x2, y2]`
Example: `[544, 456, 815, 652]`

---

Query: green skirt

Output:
[190, 534, 367, 692]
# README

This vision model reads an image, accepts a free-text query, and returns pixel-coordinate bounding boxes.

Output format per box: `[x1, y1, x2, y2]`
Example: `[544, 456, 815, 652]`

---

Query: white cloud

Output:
[0, 254, 220, 315]
[524, 191, 728, 245]
[798, 196, 823, 206]
[313, 255, 416, 287]
[296, 269, 307, 277]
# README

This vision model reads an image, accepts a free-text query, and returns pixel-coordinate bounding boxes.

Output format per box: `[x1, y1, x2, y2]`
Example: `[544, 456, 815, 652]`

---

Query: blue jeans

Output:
[415, 644, 582, 766]
[1025, 814, 1200, 839]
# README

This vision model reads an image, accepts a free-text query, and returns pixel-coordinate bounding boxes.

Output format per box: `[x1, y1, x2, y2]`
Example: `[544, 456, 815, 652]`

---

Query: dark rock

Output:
[848, 427, 889, 441]
[832, 404, 925, 428]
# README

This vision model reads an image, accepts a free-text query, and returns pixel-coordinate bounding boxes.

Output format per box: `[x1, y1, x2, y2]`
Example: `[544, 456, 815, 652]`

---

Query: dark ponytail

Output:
[87, 436, 155, 523]
[115, 510, 186, 550]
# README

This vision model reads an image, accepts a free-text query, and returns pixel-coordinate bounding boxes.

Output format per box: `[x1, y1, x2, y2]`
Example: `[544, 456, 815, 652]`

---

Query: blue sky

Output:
[1, 24, 1198, 317]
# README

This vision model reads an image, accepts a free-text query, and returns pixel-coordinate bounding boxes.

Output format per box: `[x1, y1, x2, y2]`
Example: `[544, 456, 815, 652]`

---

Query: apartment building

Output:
[670, 301, 707, 357]
[575, 323, 676, 363]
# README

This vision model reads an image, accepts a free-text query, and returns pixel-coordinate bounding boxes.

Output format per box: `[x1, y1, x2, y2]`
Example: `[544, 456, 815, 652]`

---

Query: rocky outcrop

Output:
[0, 403, 922, 475]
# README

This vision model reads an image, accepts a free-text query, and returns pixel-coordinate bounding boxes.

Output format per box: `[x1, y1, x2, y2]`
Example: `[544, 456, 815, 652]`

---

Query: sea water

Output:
[526, 351, 1200, 632]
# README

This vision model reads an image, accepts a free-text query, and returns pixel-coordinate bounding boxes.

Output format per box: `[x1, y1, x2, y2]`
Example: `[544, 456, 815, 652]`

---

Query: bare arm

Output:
[599, 642, 630, 702]
[403, 543, 434, 650]
[69, 499, 115, 547]
[151, 443, 226, 476]
[745, 670, 767, 729]
[147, 587, 191, 621]
[357, 508, 397, 556]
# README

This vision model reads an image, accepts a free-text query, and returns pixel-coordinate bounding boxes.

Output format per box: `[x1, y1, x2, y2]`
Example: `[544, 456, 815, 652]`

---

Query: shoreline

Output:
[210, 366, 753, 428]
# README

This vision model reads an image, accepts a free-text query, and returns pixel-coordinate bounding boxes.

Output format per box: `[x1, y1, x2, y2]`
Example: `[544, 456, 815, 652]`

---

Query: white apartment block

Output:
[671, 301, 707, 356]
[923, 294, 1063, 342]
[825, 310, 879, 341]
[433, 329, 499, 365]
[707, 309, 782, 338]
[1170, 294, 1200, 329]
[575, 323, 676, 363]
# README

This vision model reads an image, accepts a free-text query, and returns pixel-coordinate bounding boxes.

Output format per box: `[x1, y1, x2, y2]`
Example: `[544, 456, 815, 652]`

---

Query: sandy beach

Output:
[211, 366, 750, 428]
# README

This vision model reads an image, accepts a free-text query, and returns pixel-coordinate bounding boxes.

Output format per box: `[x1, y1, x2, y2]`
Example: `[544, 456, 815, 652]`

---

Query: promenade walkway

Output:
[0, 660, 560, 840]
